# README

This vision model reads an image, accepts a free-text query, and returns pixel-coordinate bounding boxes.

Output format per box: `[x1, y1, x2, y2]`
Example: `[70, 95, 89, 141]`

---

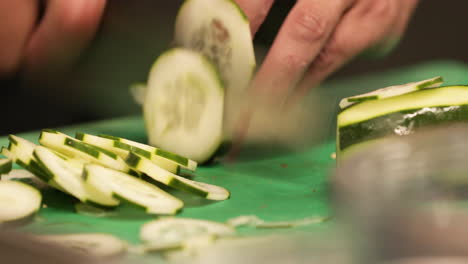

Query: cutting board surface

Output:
[2, 60, 468, 246]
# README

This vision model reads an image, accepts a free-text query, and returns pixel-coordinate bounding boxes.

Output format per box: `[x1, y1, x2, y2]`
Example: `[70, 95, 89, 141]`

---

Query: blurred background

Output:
[1, 0, 467, 136]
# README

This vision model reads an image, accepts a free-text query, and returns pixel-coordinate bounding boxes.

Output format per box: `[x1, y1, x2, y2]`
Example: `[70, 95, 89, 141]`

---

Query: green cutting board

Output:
[2, 60, 468, 256]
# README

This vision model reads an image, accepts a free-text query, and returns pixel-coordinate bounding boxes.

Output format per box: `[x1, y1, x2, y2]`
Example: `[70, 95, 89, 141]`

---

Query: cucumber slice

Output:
[75, 203, 115, 218]
[174, 0, 256, 136]
[76, 132, 180, 174]
[98, 134, 197, 171]
[83, 164, 183, 215]
[143, 48, 225, 163]
[39, 130, 134, 174]
[33, 146, 119, 207]
[339, 76, 444, 109]
[0, 181, 42, 223]
[38, 233, 127, 257]
[126, 152, 230, 200]
[7, 135, 53, 182]
[0, 158, 12, 175]
[140, 218, 235, 250]
[337, 85, 468, 154]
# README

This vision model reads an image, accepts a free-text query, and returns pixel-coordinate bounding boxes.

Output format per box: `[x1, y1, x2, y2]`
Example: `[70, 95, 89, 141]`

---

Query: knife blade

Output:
[223, 86, 328, 163]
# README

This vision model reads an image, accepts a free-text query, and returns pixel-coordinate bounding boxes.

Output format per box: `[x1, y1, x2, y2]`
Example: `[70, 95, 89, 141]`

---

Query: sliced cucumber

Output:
[140, 218, 234, 250]
[143, 48, 225, 163]
[337, 85, 468, 154]
[126, 152, 230, 200]
[174, 0, 256, 136]
[0, 158, 12, 175]
[0, 180, 42, 223]
[98, 134, 197, 171]
[38, 233, 127, 257]
[33, 146, 119, 207]
[7, 135, 52, 182]
[83, 164, 183, 215]
[76, 132, 180, 174]
[39, 130, 134, 174]
[339, 76, 444, 109]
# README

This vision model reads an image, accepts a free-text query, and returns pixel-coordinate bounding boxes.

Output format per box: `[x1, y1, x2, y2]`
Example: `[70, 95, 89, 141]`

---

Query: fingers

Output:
[24, 0, 106, 78]
[0, 0, 38, 77]
[295, 0, 401, 94]
[251, 0, 354, 99]
[234, 0, 275, 35]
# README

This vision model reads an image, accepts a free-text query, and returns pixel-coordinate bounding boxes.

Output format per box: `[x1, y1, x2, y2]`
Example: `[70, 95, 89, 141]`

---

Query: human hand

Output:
[0, 0, 106, 78]
[234, 0, 419, 99]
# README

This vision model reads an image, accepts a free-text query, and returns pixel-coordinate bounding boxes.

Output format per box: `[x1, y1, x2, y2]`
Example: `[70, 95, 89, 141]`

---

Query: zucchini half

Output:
[337, 85, 468, 156]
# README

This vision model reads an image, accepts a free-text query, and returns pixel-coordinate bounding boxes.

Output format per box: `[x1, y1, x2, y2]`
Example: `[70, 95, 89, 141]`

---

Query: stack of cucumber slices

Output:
[337, 76, 468, 159]
[0, 129, 230, 223]
[133, 0, 256, 163]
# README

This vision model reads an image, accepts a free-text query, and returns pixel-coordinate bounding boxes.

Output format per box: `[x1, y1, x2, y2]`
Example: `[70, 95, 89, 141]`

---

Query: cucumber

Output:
[337, 85, 468, 154]
[174, 0, 256, 136]
[83, 164, 183, 215]
[76, 132, 180, 174]
[33, 146, 120, 207]
[140, 218, 235, 250]
[0, 180, 42, 223]
[38, 233, 127, 257]
[7, 135, 53, 182]
[143, 48, 225, 163]
[39, 130, 134, 174]
[0, 158, 12, 175]
[98, 134, 197, 171]
[126, 152, 230, 200]
[339, 76, 444, 109]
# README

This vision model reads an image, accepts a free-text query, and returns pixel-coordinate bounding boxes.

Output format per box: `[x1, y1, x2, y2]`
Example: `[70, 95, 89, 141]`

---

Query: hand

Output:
[235, 0, 419, 99]
[0, 0, 106, 78]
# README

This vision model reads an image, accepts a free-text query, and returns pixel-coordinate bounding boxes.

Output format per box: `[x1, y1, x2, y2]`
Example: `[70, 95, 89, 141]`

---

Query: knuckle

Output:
[315, 43, 342, 70]
[279, 53, 309, 76]
[289, 9, 328, 44]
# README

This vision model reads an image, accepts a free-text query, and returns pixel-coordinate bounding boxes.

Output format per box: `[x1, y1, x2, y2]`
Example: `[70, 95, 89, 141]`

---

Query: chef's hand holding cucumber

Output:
[2, 0, 418, 92]
[0, 0, 106, 78]
[234, 0, 419, 98]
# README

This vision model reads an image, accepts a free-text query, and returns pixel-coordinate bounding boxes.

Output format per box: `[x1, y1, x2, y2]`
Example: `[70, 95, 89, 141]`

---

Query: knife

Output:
[223, 85, 329, 163]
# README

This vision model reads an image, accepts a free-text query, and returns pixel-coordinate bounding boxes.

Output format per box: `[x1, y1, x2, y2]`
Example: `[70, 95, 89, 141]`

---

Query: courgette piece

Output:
[83, 164, 183, 215]
[7, 135, 53, 182]
[76, 132, 180, 174]
[140, 218, 235, 250]
[38, 233, 127, 257]
[143, 48, 225, 163]
[39, 130, 134, 174]
[339, 76, 444, 109]
[0, 158, 12, 175]
[337, 85, 468, 155]
[126, 152, 230, 200]
[33, 146, 120, 207]
[98, 134, 197, 172]
[175, 0, 256, 137]
[0, 181, 42, 223]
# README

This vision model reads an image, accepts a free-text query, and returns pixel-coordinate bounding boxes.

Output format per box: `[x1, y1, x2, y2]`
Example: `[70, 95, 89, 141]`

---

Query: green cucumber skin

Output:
[156, 149, 188, 166]
[65, 138, 118, 160]
[338, 104, 468, 151]
[167, 178, 208, 198]
[8, 135, 18, 145]
[125, 152, 142, 168]
[99, 133, 191, 167]
[0, 160, 12, 174]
